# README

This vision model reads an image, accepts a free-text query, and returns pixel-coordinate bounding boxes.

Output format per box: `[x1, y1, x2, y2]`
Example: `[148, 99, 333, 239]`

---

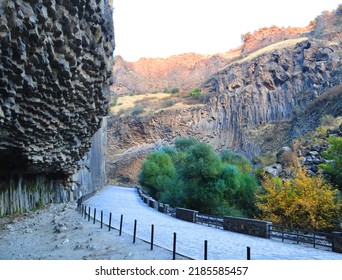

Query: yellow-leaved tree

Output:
[257, 167, 341, 232]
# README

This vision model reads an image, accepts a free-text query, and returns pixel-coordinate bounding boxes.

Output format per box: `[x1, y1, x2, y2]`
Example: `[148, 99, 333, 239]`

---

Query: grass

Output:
[221, 38, 309, 71]
[110, 92, 205, 117]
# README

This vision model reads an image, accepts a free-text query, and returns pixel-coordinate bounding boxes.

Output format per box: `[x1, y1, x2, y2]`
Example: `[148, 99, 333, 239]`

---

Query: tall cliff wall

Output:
[108, 39, 341, 182]
[0, 0, 114, 215]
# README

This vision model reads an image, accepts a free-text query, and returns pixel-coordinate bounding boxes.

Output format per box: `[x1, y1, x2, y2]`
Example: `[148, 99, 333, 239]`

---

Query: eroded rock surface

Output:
[0, 0, 114, 214]
[0, 0, 114, 177]
[108, 39, 341, 183]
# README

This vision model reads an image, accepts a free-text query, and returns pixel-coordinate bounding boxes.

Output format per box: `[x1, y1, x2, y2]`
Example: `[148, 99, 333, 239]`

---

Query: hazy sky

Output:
[112, 0, 341, 61]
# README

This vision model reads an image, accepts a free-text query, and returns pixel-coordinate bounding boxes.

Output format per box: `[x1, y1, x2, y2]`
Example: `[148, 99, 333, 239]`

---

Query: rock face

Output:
[201, 39, 341, 157]
[0, 0, 114, 215]
[108, 39, 341, 183]
[241, 25, 313, 54]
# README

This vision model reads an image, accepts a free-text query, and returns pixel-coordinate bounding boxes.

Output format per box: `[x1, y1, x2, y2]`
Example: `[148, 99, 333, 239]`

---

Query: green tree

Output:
[221, 149, 252, 173]
[138, 151, 176, 199]
[139, 138, 258, 217]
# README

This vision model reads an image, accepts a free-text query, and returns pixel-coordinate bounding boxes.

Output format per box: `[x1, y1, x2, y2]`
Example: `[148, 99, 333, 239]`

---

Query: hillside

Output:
[108, 6, 342, 184]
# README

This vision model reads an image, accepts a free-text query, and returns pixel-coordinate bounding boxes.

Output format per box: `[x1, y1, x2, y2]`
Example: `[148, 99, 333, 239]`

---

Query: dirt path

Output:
[0, 202, 186, 260]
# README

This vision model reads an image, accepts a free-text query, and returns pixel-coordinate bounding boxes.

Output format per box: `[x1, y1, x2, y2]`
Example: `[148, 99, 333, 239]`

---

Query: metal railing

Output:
[78, 203, 252, 260]
[196, 213, 224, 229]
[268, 224, 333, 250]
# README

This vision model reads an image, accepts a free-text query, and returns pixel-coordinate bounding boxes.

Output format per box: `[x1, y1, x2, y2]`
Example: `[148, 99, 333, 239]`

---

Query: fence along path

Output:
[84, 185, 341, 260]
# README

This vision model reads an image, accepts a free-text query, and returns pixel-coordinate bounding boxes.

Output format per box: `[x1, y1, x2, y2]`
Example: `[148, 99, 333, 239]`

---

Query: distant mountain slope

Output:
[108, 5, 342, 183]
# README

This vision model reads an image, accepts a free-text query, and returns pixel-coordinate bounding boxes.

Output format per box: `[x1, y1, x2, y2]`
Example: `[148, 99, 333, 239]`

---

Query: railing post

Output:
[268, 224, 271, 238]
[296, 229, 299, 244]
[173, 232, 177, 260]
[313, 232, 316, 248]
[84, 205, 86, 219]
[281, 227, 284, 242]
[88, 206, 91, 222]
[108, 212, 112, 231]
[133, 220, 137, 243]
[204, 240, 208, 260]
[247, 246, 251, 260]
[100, 210, 103, 229]
[119, 214, 123, 236]
[93, 208, 96, 224]
[151, 224, 154, 250]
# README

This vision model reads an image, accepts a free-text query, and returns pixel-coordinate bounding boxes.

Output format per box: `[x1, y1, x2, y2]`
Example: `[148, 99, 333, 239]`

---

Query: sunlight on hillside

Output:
[221, 37, 310, 71]
[110, 92, 205, 117]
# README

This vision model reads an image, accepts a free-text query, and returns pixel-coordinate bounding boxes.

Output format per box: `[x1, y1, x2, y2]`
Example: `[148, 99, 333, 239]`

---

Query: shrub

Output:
[221, 149, 252, 173]
[131, 106, 144, 116]
[171, 88, 179, 94]
[320, 137, 342, 190]
[257, 167, 341, 232]
[161, 100, 175, 108]
[277, 150, 298, 168]
[189, 87, 202, 99]
[163, 88, 170, 93]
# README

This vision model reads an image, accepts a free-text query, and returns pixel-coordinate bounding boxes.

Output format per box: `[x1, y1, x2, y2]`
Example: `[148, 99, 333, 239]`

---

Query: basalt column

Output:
[0, 0, 115, 215]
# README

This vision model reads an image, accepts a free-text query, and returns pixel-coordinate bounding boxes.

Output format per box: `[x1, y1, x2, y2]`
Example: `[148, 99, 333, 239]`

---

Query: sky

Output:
[112, 0, 341, 61]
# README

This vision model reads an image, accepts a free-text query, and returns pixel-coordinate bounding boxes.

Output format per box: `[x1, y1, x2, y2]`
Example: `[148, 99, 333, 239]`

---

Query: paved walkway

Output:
[85, 185, 341, 260]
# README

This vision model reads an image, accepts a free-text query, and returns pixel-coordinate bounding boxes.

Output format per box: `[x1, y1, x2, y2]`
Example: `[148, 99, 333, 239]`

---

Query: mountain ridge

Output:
[108, 5, 342, 184]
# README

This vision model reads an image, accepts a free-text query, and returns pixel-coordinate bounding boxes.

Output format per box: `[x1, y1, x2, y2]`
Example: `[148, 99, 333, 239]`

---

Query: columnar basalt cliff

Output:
[0, 0, 115, 215]
[108, 39, 341, 183]
[200, 39, 341, 156]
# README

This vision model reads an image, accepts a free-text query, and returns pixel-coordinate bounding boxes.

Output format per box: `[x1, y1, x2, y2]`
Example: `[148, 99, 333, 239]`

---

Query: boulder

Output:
[264, 164, 283, 177]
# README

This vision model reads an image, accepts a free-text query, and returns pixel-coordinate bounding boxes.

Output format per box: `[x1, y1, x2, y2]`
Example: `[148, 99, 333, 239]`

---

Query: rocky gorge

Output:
[108, 38, 342, 183]
[0, 0, 115, 215]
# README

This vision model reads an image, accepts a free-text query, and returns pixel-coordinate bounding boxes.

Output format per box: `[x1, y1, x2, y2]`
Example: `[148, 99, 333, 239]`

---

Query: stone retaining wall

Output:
[176, 208, 198, 223]
[223, 216, 272, 238]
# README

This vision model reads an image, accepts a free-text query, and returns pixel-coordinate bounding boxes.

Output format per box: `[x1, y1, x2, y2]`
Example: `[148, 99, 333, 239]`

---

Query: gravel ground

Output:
[84, 185, 342, 260]
[0, 201, 187, 260]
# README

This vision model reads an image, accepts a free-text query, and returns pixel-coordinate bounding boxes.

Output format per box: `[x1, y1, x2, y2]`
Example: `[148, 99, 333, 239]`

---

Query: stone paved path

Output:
[85, 185, 341, 260]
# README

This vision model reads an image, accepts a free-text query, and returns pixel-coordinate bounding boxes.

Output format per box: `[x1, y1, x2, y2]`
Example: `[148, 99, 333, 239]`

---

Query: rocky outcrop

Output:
[201, 39, 341, 157]
[0, 0, 114, 215]
[108, 39, 341, 182]
[241, 25, 313, 54]
[0, 0, 114, 177]
[310, 4, 342, 43]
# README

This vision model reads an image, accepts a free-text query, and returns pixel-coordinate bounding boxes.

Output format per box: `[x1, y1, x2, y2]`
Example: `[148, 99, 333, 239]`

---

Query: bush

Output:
[277, 150, 298, 168]
[171, 88, 179, 94]
[161, 100, 175, 108]
[163, 88, 170, 93]
[131, 106, 144, 116]
[189, 87, 202, 99]
[257, 167, 341, 232]
[320, 137, 342, 190]
[221, 149, 252, 173]
[139, 137, 258, 217]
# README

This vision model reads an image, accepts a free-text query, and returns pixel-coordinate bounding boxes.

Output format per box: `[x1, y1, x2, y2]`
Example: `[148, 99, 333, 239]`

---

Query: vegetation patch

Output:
[138, 138, 258, 217]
